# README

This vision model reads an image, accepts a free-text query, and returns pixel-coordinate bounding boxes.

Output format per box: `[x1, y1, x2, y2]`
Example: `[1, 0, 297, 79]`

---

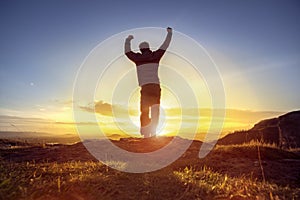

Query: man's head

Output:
[139, 42, 151, 53]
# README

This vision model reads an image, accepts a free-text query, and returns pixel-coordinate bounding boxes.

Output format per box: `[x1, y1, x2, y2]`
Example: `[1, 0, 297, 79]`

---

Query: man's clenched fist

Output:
[127, 35, 134, 40]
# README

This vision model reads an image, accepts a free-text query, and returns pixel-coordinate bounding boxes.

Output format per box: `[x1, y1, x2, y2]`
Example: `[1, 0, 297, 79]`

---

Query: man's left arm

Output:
[159, 27, 173, 51]
[154, 27, 173, 59]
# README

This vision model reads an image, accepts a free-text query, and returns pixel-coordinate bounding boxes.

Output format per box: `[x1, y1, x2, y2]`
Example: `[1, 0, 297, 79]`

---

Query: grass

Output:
[0, 159, 299, 200]
[216, 139, 300, 153]
[174, 166, 298, 200]
[215, 140, 279, 150]
[0, 138, 299, 199]
[213, 140, 300, 162]
[0, 161, 98, 199]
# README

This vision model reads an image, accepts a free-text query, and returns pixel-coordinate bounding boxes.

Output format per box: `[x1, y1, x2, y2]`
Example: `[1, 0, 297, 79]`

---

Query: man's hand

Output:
[167, 27, 172, 33]
[127, 35, 134, 40]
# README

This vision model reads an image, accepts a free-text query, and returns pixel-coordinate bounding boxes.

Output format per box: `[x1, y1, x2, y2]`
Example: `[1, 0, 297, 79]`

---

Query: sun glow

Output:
[125, 85, 183, 136]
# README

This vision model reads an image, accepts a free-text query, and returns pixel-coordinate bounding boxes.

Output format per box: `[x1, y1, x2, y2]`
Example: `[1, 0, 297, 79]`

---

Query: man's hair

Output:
[139, 42, 150, 50]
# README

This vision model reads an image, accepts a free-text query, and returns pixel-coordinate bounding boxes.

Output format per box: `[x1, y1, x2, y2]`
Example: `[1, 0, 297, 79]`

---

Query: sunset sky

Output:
[0, 1, 299, 140]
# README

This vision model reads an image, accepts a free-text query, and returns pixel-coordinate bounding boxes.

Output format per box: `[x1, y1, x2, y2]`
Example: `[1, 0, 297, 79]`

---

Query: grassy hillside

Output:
[0, 138, 299, 199]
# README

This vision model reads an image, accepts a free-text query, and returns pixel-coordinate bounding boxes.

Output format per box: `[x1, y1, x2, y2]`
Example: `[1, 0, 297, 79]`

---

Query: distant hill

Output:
[218, 110, 300, 148]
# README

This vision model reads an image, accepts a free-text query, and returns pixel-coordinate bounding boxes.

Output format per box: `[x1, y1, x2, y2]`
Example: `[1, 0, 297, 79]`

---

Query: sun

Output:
[126, 85, 182, 136]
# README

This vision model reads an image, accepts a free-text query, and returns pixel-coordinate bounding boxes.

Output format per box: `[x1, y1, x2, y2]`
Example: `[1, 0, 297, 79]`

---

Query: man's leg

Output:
[149, 85, 161, 137]
[140, 108, 151, 137]
[140, 89, 151, 138]
[150, 104, 160, 137]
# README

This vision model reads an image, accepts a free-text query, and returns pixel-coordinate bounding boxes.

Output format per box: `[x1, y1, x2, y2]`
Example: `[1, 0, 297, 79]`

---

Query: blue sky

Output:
[0, 0, 299, 119]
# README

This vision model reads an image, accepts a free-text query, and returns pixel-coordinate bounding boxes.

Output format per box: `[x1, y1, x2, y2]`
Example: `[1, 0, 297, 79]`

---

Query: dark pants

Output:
[140, 83, 161, 137]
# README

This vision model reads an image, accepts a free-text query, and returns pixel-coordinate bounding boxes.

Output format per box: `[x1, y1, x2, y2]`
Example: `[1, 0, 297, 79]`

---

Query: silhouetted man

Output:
[125, 27, 172, 138]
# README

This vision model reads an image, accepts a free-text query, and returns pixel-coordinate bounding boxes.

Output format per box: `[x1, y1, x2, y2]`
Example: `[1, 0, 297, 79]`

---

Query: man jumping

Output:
[124, 27, 173, 138]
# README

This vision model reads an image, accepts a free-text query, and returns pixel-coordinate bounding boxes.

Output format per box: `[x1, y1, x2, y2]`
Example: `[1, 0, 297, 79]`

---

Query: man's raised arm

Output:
[159, 27, 173, 50]
[124, 35, 136, 61]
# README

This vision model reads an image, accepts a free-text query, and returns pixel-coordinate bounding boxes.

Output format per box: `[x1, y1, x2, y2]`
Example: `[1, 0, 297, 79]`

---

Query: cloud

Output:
[80, 101, 113, 116]
[79, 101, 139, 117]
[54, 121, 99, 126]
[95, 101, 114, 116]
[79, 100, 284, 125]
[51, 99, 74, 106]
[0, 115, 51, 124]
[0, 115, 93, 126]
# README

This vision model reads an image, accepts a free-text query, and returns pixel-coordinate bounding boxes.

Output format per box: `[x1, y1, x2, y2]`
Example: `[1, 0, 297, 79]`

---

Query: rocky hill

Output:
[218, 110, 300, 148]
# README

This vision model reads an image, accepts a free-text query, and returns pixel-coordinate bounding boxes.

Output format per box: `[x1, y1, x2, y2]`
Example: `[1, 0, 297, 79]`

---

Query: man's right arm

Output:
[124, 35, 136, 62]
